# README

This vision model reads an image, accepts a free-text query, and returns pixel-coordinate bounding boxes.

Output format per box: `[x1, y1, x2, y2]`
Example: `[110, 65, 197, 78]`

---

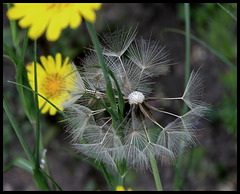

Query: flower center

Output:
[42, 74, 63, 98]
[128, 91, 145, 105]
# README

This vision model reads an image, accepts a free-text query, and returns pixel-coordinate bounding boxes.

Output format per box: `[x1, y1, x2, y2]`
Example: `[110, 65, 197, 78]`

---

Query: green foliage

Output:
[218, 70, 237, 137]
[178, 3, 237, 63]
[192, 3, 237, 62]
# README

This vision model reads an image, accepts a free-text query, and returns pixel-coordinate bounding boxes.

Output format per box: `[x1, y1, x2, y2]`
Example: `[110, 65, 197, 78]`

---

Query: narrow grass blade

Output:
[217, 3, 237, 21]
[3, 95, 35, 166]
[107, 68, 125, 120]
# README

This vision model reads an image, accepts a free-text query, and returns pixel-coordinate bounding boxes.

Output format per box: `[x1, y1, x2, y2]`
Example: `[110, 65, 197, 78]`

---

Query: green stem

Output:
[150, 156, 163, 191]
[100, 162, 115, 191]
[31, 39, 50, 191]
[174, 4, 191, 191]
[184, 3, 191, 114]
[33, 39, 40, 169]
[85, 21, 118, 128]
[3, 95, 35, 166]
[179, 147, 194, 190]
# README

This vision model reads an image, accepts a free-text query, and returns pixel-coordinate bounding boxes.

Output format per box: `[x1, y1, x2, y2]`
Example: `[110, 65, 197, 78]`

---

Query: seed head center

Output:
[128, 91, 145, 105]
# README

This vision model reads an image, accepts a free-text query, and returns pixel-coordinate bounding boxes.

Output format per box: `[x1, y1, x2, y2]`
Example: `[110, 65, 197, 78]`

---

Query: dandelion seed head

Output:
[62, 27, 209, 171]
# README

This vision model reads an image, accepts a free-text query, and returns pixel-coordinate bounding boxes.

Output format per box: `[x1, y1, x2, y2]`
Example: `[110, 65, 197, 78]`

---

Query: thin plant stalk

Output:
[180, 4, 196, 190]
[150, 156, 163, 191]
[217, 3, 237, 21]
[33, 39, 40, 169]
[184, 3, 191, 113]
[173, 3, 191, 190]
[31, 40, 50, 191]
[100, 162, 115, 191]
[179, 147, 194, 190]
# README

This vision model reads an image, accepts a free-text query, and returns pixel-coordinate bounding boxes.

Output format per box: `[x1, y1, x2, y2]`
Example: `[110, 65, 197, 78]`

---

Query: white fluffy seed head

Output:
[128, 91, 145, 104]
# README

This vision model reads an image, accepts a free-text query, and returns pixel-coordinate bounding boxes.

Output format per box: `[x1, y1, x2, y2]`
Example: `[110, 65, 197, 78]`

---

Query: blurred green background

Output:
[3, 3, 237, 191]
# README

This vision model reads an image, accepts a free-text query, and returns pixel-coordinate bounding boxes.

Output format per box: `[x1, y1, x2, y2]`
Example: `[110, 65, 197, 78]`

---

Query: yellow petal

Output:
[28, 20, 48, 40]
[6, 3, 33, 20]
[116, 186, 125, 191]
[38, 97, 46, 110]
[42, 55, 56, 74]
[55, 53, 62, 71]
[69, 11, 82, 29]
[26, 62, 45, 90]
[49, 106, 57, 116]
[27, 9, 51, 39]
[17, 6, 43, 27]
[41, 103, 50, 114]
[62, 56, 70, 68]
[46, 15, 63, 41]
[40, 56, 48, 70]
[79, 6, 96, 22]
[91, 3, 102, 10]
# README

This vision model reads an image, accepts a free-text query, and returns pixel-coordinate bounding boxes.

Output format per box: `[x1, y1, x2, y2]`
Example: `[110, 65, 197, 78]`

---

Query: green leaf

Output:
[3, 42, 18, 68]
[107, 68, 125, 120]
[16, 59, 37, 123]
[3, 95, 35, 166]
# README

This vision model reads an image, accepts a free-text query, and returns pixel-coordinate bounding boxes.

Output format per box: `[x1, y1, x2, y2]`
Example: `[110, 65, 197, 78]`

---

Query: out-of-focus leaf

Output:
[218, 70, 237, 137]
[3, 157, 33, 174]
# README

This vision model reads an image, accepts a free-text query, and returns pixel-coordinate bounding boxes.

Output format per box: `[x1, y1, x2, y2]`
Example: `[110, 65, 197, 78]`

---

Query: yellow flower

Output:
[116, 186, 133, 191]
[7, 3, 102, 41]
[26, 53, 81, 115]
